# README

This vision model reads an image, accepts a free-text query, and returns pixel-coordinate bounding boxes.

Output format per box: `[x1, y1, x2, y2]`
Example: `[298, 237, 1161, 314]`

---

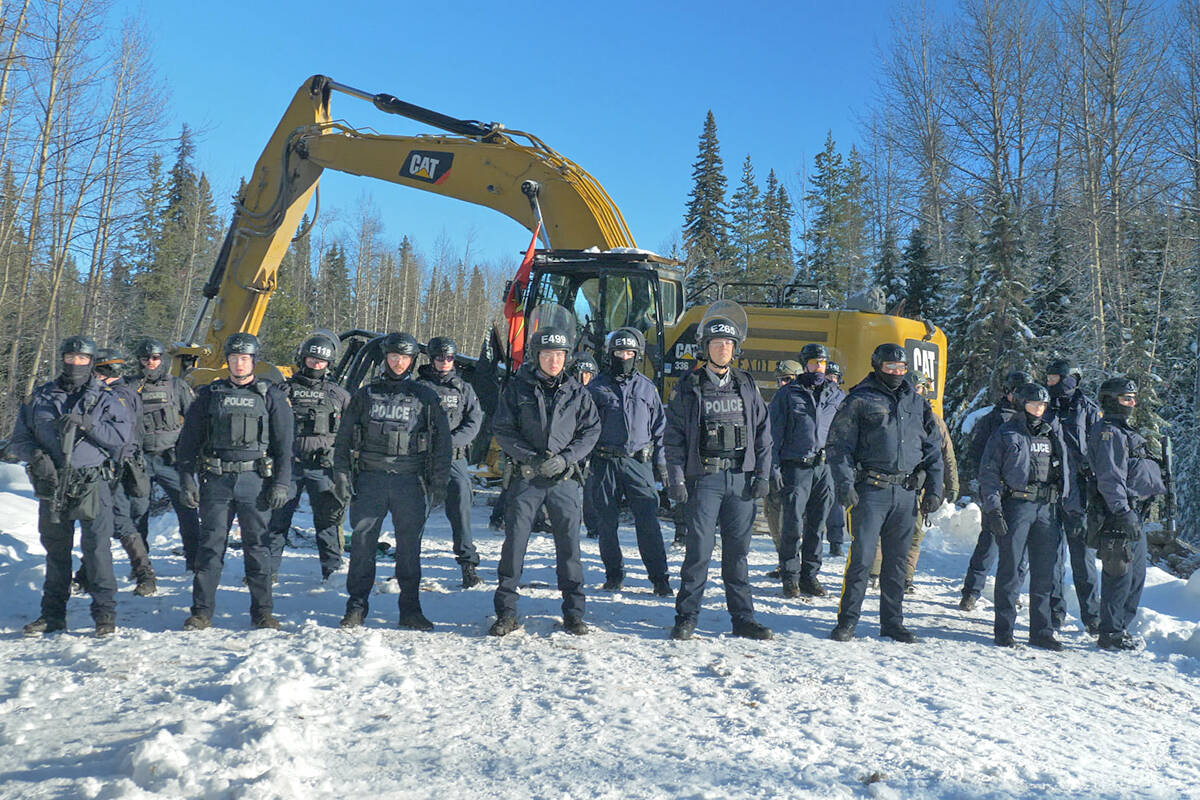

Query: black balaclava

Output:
[1103, 399, 1133, 422]
[1025, 409, 1049, 434]
[875, 368, 905, 391]
[1048, 375, 1077, 400]
[609, 356, 637, 379]
[141, 361, 168, 381]
[59, 361, 92, 392]
[797, 371, 826, 389]
[298, 362, 326, 382]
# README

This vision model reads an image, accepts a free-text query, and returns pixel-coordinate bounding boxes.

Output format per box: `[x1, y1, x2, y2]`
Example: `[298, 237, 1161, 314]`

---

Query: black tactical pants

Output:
[779, 463, 832, 582]
[1100, 526, 1147, 637]
[675, 470, 757, 627]
[38, 483, 116, 623]
[494, 475, 585, 620]
[825, 498, 845, 549]
[443, 458, 478, 566]
[345, 470, 429, 617]
[268, 466, 345, 579]
[1063, 475, 1100, 629]
[133, 451, 201, 565]
[994, 497, 1062, 642]
[590, 456, 668, 584]
[836, 482, 916, 632]
[192, 471, 272, 620]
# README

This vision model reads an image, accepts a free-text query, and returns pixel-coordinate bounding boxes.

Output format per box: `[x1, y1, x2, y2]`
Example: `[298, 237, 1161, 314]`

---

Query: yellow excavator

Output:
[177, 75, 947, 415]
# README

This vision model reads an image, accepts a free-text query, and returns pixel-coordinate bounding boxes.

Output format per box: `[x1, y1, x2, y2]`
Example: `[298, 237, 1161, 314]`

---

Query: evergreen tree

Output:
[760, 169, 794, 284]
[727, 154, 763, 281]
[804, 133, 870, 306]
[874, 225, 905, 309]
[316, 242, 352, 332]
[682, 110, 729, 298]
[901, 226, 939, 320]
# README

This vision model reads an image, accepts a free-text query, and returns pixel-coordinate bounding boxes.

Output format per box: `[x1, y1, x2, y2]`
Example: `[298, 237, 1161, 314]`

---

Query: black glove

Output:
[181, 473, 200, 509]
[1113, 509, 1141, 539]
[668, 482, 688, 505]
[261, 482, 290, 511]
[28, 449, 57, 482]
[57, 412, 91, 436]
[537, 454, 567, 478]
[984, 509, 1009, 538]
[332, 471, 353, 505]
[428, 482, 447, 509]
[748, 477, 770, 500]
[838, 485, 859, 509]
[920, 492, 942, 515]
[904, 469, 926, 492]
[769, 471, 784, 496]
[655, 462, 669, 486]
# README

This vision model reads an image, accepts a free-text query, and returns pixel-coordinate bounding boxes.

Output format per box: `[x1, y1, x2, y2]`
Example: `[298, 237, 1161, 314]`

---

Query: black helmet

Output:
[134, 339, 167, 359]
[427, 336, 457, 361]
[59, 335, 98, 359]
[1014, 382, 1050, 404]
[605, 327, 645, 357]
[799, 343, 829, 363]
[871, 343, 907, 370]
[698, 316, 744, 348]
[1003, 370, 1033, 392]
[528, 326, 572, 357]
[381, 332, 420, 356]
[571, 352, 598, 377]
[223, 333, 260, 358]
[93, 347, 126, 378]
[1046, 358, 1077, 379]
[826, 361, 842, 378]
[1098, 377, 1137, 402]
[296, 333, 338, 367]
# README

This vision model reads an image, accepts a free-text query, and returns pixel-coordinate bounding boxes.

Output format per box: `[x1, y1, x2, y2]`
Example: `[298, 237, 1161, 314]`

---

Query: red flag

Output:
[504, 221, 541, 368]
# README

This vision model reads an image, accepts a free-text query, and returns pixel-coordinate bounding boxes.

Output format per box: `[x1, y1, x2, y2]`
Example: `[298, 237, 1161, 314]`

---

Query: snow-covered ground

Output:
[1, 462, 1198, 799]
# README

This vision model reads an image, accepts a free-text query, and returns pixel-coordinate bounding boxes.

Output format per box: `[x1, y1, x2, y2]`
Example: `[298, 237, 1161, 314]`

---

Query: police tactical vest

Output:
[1029, 432, 1053, 485]
[699, 375, 747, 456]
[139, 378, 182, 452]
[206, 381, 270, 456]
[425, 378, 465, 431]
[357, 385, 430, 459]
[289, 381, 341, 439]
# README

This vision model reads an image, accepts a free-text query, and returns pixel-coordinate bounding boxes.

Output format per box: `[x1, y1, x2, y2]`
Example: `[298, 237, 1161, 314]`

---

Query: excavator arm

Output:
[178, 75, 635, 374]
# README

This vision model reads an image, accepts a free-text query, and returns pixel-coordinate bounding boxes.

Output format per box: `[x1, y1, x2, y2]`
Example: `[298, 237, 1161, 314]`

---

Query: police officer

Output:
[764, 359, 801, 577]
[824, 361, 846, 557]
[665, 305, 773, 641]
[490, 325, 600, 636]
[417, 335, 484, 588]
[770, 343, 843, 599]
[571, 352, 598, 386]
[267, 332, 351, 582]
[980, 383, 1071, 650]
[93, 348, 157, 597]
[130, 339, 200, 569]
[827, 343, 943, 643]
[13, 336, 135, 637]
[571, 351, 601, 540]
[1089, 378, 1165, 651]
[587, 327, 671, 596]
[335, 332, 452, 631]
[958, 370, 1030, 611]
[1046, 357, 1102, 635]
[178, 333, 294, 631]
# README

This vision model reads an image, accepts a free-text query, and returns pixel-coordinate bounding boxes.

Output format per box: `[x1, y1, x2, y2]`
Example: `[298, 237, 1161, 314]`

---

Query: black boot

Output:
[830, 624, 854, 642]
[652, 578, 673, 597]
[880, 625, 919, 644]
[1030, 634, 1064, 652]
[23, 616, 67, 635]
[602, 572, 624, 592]
[563, 616, 589, 635]
[781, 577, 800, 598]
[670, 618, 696, 640]
[120, 534, 157, 596]
[183, 615, 211, 631]
[251, 613, 281, 630]
[461, 563, 483, 589]
[958, 594, 978, 612]
[94, 617, 116, 637]
[398, 611, 434, 632]
[731, 620, 773, 640]
[339, 609, 365, 629]
[797, 576, 826, 597]
[489, 615, 520, 637]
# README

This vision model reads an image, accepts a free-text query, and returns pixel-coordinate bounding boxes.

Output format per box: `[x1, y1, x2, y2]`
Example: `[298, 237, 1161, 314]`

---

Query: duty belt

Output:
[594, 445, 653, 462]
[1007, 484, 1060, 503]
[783, 450, 825, 469]
[356, 452, 423, 475]
[860, 468, 910, 489]
[201, 454, 270, 476]
[453, 446, 471, 461]
[700, 451, 744, 473]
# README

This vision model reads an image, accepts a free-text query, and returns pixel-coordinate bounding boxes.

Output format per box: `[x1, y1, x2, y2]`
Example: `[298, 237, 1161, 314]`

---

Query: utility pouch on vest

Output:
[122, 454, 151, 498]
[860, 469, 909, 489]
[63, 467, 102, 521]
[256, 456, 274, 479]
[700, 422, 746, 454]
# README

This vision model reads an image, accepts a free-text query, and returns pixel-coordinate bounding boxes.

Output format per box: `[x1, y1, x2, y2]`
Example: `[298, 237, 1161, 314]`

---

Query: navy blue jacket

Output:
[1088, 418, 1165, 516]
[1047, 388, 1100, 475]
[494, 363, 600, 469]
[177, 377, 294, 486]
[978, 414, 1072, 514]
[107, 378, 144, 461]
[768, 377, 844, 466]
[587, 371, 666, 467]
[827, 373, 944, 499]
[10, 376, 135, 469]
[664, 366, 771, 483]
[416, 364, 484, 451]
[968, 400, 1016, 471]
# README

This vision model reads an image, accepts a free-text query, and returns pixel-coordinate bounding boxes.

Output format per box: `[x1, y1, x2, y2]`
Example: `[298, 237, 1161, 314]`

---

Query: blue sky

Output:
[113, 0, 894, 267]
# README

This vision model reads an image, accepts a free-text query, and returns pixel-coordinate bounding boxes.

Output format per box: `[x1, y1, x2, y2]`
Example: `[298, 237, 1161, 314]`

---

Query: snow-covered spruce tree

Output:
[682, 110, 730, 299]
[874, 225, 905, 310]
[727, 154, 763, 283]
[902, 225, 940, 321]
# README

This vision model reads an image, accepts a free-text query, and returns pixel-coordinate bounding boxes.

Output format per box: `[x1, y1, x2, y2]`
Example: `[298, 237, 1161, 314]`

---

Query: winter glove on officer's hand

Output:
[1114, 509, 1141, 539]
[769, 470, 784, 496]
[904, 469, 926, 492]
[838, 485, 859, 509]
[57, 412, 91, 436]
[920, 492, 942, 515]
[262, 482, 290, 511]
[668, 482, 688, 505]
[181, 473, 200, 509]
[984, 509, 1008, 538]
[655, 462, 669, 486]
[428, 482, 447, 509]
[28, 449, 57, 482]
[537, 454, 567, 478]
[748, 477, 770, 500]
[332, 471, 353, 505]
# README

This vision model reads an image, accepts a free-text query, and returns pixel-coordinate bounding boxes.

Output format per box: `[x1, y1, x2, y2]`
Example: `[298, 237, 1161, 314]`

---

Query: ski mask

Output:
[608, 356, 637, 379]
[298, 363, 326, 382]
[58, 362, 92, 392]
[797, 371, 826, 389]
[1102, 399, 1133, 422]
[875, 369, 906, 391]
[1025, 410, 1048, 433]
[141, 361, 168, 381]
[1048, 375, 1077, 399]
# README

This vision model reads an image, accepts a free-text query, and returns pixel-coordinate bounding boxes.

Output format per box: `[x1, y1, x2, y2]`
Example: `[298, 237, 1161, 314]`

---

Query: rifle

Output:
[1161, 435, 1178, 541]
[51, 416, 80, 524]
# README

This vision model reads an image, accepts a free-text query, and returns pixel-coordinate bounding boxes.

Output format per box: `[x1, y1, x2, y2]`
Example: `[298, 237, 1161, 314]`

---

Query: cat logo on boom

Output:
[401, 150, 454, 185]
